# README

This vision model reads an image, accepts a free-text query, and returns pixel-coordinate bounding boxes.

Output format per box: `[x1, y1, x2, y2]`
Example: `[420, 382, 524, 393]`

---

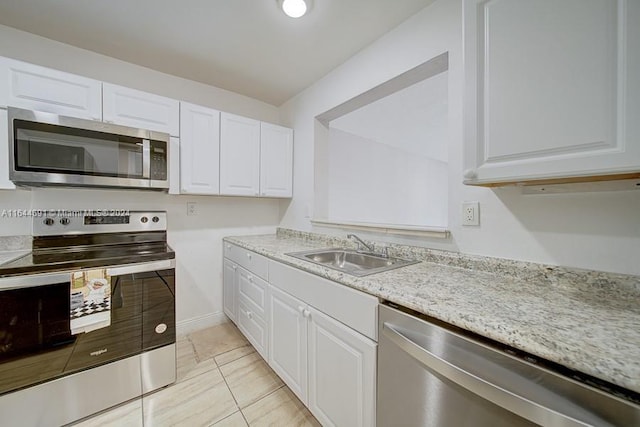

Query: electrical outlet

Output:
[462, 202, 479, 226]
[187, 202, 197, 216]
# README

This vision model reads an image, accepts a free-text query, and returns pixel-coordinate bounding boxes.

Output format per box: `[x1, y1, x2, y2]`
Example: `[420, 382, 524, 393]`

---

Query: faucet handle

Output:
[379, 245, 389, 258]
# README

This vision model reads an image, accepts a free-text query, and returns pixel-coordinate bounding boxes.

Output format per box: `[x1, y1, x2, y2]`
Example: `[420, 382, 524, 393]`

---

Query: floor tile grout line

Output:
[214, 344, 254, 368]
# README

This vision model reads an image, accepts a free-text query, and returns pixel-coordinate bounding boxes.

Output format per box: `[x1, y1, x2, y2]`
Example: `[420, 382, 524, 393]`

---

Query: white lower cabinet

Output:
[236, 266, 269, 359]
[307, 306, 376, 427]
[222, 259, 238, 322]
[269, 285, 308, 402]
[223, 242, 377, 426]
[268, 282, 377, 427]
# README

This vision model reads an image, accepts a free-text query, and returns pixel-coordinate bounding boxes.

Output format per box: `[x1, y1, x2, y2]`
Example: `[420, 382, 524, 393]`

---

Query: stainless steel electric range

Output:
[0, 211, 176, 426]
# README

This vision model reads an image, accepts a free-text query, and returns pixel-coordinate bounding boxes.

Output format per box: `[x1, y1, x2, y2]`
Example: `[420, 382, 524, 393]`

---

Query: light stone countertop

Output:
[0, 235, 31, 266]
[224, 228, 640, 396]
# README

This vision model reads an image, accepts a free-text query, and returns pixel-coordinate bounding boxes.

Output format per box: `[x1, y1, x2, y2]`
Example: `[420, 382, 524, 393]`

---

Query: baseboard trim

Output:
[176, 312, 228, 336]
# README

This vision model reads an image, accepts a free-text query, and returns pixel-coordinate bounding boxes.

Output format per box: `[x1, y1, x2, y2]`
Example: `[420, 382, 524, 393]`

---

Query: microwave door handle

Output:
[142, 139, 151, 179]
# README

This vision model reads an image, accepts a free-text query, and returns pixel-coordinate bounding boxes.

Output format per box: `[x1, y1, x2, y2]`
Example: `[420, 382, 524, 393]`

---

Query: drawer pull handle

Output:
[298, 306, 305, 314]
[247, 253, 252, 259]
[232, 265, 237, 270]
[248, 275, 253, 282]
[247, 311, 253, 319]
[302, 308, 310, 318]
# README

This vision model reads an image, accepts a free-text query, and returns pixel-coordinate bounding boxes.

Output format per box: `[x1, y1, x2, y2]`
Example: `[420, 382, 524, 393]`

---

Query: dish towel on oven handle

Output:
[70, 269, 111, 335]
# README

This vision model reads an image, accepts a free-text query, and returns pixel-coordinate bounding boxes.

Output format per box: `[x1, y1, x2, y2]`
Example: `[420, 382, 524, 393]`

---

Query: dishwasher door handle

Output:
[382, 323, 611, 427]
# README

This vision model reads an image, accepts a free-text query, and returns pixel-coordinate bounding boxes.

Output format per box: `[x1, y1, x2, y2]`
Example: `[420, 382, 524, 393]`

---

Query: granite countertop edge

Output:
[223, 230, 640, 396]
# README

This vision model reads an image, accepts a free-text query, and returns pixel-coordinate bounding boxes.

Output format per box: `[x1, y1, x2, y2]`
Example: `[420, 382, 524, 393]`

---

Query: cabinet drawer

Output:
[237, 266, 268, 320]
[237, 297, 267, 359]
[269, 260, 379, 341]
[223, 243, 268, 280]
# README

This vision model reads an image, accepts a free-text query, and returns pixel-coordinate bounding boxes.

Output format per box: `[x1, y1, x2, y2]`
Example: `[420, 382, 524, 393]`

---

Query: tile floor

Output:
[73, 322, 320, 427]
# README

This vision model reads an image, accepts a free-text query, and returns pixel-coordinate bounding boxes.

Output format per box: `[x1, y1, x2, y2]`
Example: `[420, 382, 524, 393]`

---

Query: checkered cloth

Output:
[70, 297, 111, 320]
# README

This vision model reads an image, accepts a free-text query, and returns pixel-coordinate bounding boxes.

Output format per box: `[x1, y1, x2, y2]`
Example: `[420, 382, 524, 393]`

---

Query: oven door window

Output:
[14, 120, 147, 179]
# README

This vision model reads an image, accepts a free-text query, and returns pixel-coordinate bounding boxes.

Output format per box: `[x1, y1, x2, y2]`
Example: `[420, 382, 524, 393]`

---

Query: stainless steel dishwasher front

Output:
[377, 304, 640, 427]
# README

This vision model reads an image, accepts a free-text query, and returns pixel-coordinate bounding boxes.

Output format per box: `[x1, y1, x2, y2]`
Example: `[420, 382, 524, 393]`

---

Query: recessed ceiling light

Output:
[280, 0, 309, 18]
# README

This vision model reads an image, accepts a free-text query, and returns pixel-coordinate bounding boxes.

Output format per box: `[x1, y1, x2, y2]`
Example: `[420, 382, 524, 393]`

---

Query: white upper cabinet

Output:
[260, 122, 293, 197]
[179, 102, 220, 194]
[220, 112, 261, 196]
[0, 57, 102, 120]
[463, 0, 640, 185]
[103, 83, 179, 136]
[0, 110, 14, 189]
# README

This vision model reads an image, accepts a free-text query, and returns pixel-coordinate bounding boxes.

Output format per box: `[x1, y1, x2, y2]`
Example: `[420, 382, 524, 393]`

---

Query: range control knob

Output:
[43, 218, 55, 226]
[60, 217, 71, 226]
[140, 216, 149, 223]
[152, 216, 160, 223]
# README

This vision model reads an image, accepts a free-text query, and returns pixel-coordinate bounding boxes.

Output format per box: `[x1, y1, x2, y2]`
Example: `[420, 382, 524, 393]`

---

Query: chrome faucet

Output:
[347, 234, 375, 253]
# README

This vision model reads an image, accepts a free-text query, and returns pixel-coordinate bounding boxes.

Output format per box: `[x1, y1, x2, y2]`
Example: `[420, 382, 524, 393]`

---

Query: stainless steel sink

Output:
[286, 248, 419, 277]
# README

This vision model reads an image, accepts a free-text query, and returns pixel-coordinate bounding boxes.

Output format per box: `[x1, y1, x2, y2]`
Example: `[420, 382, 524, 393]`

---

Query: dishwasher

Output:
[377, 303, 640, 427]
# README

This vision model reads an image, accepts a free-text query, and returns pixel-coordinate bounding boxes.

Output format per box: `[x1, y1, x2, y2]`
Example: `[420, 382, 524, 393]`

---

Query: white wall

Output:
[279, 0, 640, 276]
[330, 71, 448, 162]
[0, 25, 283, 333]
[0, 25, 279, 122]
[327, 128, 448, 227]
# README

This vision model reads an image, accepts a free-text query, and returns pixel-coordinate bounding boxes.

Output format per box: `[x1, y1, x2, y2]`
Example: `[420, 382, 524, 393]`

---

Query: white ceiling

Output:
[0, 0, 435, 106]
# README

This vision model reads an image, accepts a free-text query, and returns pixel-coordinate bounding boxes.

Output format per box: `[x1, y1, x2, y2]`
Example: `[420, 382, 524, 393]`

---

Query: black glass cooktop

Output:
[0, 232, 174, 277]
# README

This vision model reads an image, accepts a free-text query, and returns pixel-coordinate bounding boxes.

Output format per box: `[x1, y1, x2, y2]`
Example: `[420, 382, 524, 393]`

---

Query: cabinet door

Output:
[219, 112, 260, 196]
[260, 122, 293, 198]
[168, 136, 180, 195]
[223, 259, 237, 323]
[268, 285, 308, 404]
[0, 57, 102, 120]
[463, 0, 640, 185]
[308, 307, 376, 427]
[103, 83, 179, 136]
[180, 102, 220, 194]
[0, 109, 14, 189]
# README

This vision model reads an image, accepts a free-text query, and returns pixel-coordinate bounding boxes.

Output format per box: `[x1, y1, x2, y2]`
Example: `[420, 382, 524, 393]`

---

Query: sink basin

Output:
[286, 248, 419, 277]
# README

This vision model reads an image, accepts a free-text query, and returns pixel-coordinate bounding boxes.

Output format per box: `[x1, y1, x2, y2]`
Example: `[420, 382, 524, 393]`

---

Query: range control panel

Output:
[33, 211, 167, 236]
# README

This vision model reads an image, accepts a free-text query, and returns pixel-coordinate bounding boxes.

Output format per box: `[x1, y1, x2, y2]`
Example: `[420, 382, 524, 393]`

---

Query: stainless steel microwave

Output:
[8, 107, 170, 190]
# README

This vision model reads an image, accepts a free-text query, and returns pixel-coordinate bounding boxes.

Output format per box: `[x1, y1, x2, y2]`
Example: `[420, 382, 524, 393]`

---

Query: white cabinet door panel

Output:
[223, 259, 237, 323]
[103, 83, 179, 136]
[0, 109, 15, 189]
[169, 136, 180, 195]
[180, 102, 220, 194]
[260, 122, 293, 198]
[308, 307, 376, 427]
[463, 0, 640, 184]
[268, 286, 308, 404]
[219, 112, 260, 196]
[0, 57, 101, 120]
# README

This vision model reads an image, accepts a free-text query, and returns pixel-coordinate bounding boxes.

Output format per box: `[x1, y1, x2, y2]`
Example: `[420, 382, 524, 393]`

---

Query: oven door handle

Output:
[107, 259, 175, 276]
[0, 259, 175, 290]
